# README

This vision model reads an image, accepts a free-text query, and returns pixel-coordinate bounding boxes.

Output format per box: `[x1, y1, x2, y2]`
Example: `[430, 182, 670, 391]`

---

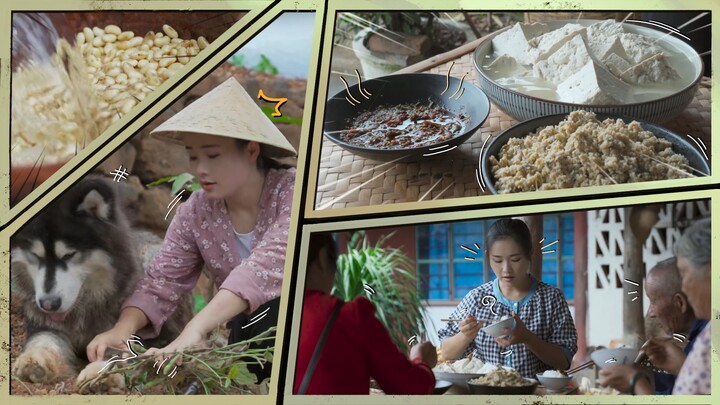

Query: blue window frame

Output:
[417, 215, 575, 302]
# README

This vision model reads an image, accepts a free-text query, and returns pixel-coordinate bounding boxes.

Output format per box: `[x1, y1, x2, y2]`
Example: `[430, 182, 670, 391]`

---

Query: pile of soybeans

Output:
[12, 23, 209, 165]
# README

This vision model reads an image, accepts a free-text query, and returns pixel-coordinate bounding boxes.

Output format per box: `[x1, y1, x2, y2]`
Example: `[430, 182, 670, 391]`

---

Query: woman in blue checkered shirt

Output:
[438, 218, 578, 378]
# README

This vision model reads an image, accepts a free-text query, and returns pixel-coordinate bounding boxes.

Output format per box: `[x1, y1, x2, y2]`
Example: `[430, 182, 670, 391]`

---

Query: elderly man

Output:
[598, 258, 708, 395]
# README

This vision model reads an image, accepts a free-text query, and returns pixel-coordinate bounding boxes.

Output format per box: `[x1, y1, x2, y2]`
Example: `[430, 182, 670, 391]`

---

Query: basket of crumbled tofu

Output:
[11, 11, 242, 201]
[480, 110, 710, 194]
[472, 19, 703, 124]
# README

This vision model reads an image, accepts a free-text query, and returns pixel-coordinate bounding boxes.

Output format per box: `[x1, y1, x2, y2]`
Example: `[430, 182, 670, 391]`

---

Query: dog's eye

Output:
[61, 252, 76, 261]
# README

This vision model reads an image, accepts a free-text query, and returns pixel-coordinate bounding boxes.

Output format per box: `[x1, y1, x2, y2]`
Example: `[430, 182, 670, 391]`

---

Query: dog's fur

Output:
[11, 176, 192, 386]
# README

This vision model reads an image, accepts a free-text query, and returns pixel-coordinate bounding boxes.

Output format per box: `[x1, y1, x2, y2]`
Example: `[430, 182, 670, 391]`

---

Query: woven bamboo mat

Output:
[315, 53, 712, 210]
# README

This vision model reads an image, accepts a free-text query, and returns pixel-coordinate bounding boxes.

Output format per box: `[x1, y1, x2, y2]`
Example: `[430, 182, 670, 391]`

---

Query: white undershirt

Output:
[233, 228, 254, 260]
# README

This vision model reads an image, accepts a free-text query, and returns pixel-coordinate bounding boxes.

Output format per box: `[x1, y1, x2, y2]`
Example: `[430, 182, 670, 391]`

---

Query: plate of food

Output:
[467, 366, 538, 395]
[480, 110, 710, 194]
[473, 19, 703, 123]
[323, 73, 491, 159]
[433, 356, 487, 387]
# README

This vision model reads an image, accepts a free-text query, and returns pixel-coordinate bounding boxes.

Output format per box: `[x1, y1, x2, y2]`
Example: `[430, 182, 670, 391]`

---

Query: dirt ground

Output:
[9, 294, 83, 395]
[8, 293, 237, 396]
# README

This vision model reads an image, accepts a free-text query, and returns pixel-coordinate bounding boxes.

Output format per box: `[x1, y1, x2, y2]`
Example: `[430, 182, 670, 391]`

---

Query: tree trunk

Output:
[520, 216, 543, 279]
[623, 207, 646, 348]
[573, 211, 589, 365]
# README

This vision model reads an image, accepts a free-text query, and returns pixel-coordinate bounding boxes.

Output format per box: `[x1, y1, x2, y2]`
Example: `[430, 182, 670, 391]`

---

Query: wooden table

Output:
[316, 39, 712, 210]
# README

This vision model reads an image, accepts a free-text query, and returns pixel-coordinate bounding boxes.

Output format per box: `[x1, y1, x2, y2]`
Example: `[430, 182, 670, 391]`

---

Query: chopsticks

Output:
[441, 318, 494, 323]
[565, 360, 595, 375]
[635, 341, 650, 364]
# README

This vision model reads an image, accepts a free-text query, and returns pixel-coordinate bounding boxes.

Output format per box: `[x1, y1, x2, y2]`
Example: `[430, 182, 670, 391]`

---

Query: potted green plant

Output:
[332, 231, 427, 350]
[340, 12, 469, 78]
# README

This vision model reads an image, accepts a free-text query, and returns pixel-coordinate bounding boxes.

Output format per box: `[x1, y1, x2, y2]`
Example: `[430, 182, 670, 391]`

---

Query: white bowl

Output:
[536, 373, 572, 391]
[590, 348, 640, 369]
[481, 317, 515, 338]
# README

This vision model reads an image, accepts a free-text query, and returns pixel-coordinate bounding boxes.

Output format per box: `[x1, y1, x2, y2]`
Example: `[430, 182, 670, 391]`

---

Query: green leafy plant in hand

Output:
[333, 231, 427, 350]
[79, 327, 277, 395]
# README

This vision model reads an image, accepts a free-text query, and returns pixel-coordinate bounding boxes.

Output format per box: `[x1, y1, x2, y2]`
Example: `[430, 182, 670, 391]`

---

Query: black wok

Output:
[323, 73, 491, 160]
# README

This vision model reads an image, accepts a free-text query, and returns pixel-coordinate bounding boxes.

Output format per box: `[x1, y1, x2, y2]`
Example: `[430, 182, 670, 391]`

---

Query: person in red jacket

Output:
[293, 232, 437, 395]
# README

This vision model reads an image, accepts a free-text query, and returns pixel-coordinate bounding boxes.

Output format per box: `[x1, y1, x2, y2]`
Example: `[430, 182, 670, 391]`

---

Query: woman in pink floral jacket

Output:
[87, 78, 297, 368]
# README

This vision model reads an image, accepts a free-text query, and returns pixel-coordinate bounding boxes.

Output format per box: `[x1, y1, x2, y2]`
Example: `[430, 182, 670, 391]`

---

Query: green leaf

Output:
[146, 176, 174, 187]
[230, 54, 245, 67]
[143, 377, 165, 389]
[171, 172, 196, 195]
[188, 177, 202, 191]
[264, 350, 274, 362]
[259, 106, 303, 125]
[230, 363, 258, 385]
[194, 292, 207, 313]
[228, 364, 239, 380]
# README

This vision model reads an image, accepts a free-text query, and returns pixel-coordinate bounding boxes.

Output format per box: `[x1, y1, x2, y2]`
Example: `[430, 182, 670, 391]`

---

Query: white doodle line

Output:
[96, 335, 144, 374]
[241, 307, 271, 330]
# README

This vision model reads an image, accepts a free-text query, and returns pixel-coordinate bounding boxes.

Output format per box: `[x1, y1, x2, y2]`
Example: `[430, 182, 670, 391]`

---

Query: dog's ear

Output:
[76, 187, 113, 222]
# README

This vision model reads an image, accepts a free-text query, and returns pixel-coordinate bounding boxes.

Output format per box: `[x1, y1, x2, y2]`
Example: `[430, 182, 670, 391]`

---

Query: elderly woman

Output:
[642, 217, 711, 394]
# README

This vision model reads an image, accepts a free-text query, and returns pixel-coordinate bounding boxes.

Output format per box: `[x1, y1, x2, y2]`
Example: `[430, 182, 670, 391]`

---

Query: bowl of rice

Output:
[536, 370, 572, 391]
[480, 110, 710, 195]
[480, 315, 515, 338]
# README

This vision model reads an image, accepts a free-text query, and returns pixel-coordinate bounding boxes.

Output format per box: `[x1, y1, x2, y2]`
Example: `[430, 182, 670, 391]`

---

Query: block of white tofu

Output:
[587, 35, 631, 63]
[530, 23, 586, 61]
[621, 53, 681, 84]
[586, 20, 625, 43]
[603, 52, 633, 77]
[619, 33, 665, 63]
[491, 23, 549, 65]
[557, 59, 631, 104]
[533, 34, 592, 85]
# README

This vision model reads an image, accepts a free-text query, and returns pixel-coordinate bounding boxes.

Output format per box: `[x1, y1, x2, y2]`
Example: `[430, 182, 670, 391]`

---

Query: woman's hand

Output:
[496, 312, 532, 347]
[458, 314, 483, 342]
[87, 325, 134, 362]
[143, 327, 207, 365]
[645, 337, 686, 375]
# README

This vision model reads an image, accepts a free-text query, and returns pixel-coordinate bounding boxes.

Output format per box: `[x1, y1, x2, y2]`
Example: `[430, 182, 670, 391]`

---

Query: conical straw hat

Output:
[151, 77, 297, 157]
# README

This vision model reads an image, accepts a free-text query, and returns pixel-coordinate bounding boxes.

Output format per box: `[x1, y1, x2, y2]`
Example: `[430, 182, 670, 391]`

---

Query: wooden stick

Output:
[567, 360, 595, 375]
[589, 159, 619, 185]
[636, 152, 699, 177]
[395, 25, 512, 74]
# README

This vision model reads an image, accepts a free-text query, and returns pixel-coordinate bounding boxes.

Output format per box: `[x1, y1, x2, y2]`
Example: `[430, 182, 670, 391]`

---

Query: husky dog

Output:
[10, 176, 192, 386]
